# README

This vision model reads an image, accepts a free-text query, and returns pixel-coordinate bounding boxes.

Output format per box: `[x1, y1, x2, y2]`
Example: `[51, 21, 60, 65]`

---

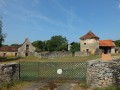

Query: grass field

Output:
[0, 54, 101, 64]
[1, 53, 120, 64]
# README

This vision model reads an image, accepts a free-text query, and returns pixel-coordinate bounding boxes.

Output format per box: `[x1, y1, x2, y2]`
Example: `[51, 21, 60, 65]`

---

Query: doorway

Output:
[25, 53, 28, 57]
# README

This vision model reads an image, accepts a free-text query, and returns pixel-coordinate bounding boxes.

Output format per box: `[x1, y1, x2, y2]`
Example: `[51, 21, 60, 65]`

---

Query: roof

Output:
[99, 40, 115, 47]
[0, 46, 20, 52]
[80, 31, 99, 40]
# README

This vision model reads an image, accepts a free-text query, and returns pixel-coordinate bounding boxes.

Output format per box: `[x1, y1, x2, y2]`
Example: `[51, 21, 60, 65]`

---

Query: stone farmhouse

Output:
[80, 31, 115, 54]
[0, 38, 36, 57]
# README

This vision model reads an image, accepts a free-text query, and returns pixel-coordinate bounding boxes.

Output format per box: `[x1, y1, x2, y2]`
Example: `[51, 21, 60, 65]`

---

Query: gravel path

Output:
[56, 83, 73, 90]
[21, 81, 47, 90]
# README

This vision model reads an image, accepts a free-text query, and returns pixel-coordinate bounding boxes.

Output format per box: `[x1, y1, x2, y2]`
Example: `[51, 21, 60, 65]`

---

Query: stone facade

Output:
[80, 39, 99, 54]
[80, 31, 116, 54]
[87, 60, 120, 88]
[0, 52, 18, 57]
[18, 38, 36, 57]
[0, 63, 19, 84]
[0, 38, 36, 57]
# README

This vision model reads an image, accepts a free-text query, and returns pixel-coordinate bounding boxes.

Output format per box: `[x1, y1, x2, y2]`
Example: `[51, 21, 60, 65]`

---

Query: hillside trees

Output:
[0, 17, 6, 47]
[32, 35, 68, 52]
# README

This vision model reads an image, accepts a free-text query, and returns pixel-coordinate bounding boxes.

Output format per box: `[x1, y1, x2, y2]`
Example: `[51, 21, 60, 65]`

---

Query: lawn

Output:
[1, 53, 120, 64]
[0, 54, 101, 64]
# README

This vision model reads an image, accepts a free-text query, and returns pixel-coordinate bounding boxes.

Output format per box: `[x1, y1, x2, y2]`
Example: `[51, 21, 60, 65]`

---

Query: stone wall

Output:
[34, 51, 72, 58]
[0, 52, 18, 57]
[87, 59, 120, 88]
[75, 51, 90, 56]
[0, 63, 19, 84]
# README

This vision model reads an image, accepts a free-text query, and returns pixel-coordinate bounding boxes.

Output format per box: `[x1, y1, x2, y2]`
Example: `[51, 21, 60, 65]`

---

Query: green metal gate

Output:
[20, 62, 87, 82]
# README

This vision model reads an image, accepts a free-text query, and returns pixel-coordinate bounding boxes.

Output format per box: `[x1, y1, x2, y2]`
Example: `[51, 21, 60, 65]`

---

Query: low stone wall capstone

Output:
[0, 63, 19, 84]
[87, 59, 120, 88]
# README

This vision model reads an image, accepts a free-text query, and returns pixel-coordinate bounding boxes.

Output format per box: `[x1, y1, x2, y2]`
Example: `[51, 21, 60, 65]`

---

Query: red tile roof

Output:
[0, 46, 20, 52]
[80, 31, 99, 40]
[99, 40, 115, 47]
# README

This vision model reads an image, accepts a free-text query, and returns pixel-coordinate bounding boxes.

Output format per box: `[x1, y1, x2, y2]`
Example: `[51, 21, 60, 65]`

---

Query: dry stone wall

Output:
[87, 60, 120, 88]
[0, 63, 19, 84]
[35, 51, 72, 58]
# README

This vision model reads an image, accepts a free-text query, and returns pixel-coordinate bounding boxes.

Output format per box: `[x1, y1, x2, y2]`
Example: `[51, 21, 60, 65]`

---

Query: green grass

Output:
[18, 55, 100, 62]
[94, 86, 120, 90]
[0, 54, 101, 64]
[0, 80, 33, 90]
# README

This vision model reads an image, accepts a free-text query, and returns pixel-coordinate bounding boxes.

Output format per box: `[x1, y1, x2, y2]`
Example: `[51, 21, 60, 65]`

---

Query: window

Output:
[26, 44, 29, 51]
[84, 43, 86, 45]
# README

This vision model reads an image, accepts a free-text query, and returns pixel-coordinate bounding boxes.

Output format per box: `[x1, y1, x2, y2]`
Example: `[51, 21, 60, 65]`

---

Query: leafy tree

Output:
[114, 40, 120, 47]
[32, 40, 46, 52]
[0, 17, 5, 47]
[70, 42, 80, 56]
[47, 35, 68, 51]
[32, 35, 68, 52]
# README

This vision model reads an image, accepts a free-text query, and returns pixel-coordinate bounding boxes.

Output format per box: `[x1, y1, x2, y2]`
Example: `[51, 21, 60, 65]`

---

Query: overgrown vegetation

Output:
[0, 80, 33, 90]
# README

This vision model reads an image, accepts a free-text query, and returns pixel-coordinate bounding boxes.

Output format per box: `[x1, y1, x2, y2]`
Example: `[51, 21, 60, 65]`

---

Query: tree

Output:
[114, 40, 120, 47]
[47, 35, 68, 51]
[0, 17, 5, 47]
[32, 40, 46, 52]
[70, 42, 80, 56]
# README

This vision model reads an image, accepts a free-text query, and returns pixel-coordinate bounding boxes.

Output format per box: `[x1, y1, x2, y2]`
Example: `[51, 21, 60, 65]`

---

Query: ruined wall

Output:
[87, 60, 120, 88]
[0, 63, 19, 84]
[34, 51, 72, 58]
[0, 52, 18, 57]
[18, 39, 36, 57]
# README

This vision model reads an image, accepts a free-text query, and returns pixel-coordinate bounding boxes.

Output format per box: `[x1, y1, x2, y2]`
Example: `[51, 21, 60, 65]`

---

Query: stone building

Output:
[99, 40, 115, 54]
[18, 38, 36, 57]
[0, 38, 36, 57]
[80, 31, 99, 54]
[80, 31, 115, 54]
[0, 46, 19, 57]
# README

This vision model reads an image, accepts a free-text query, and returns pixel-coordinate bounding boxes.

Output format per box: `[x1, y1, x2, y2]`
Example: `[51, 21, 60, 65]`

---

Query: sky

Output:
[0, 0, 120, 45]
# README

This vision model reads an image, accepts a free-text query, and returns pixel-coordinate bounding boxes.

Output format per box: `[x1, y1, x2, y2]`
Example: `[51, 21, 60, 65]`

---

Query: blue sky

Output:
[0, 0, 120, 45]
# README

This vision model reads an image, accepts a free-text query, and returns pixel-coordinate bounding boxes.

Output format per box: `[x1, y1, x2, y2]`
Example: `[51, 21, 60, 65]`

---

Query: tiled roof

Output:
[80, 31, 99, 40]
[99, 40, 115, 47]
[0, 46, 20, 52]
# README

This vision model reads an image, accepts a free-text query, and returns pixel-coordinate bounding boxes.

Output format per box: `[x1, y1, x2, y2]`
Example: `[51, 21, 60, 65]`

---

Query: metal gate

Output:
[19, 62, 87, 82]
